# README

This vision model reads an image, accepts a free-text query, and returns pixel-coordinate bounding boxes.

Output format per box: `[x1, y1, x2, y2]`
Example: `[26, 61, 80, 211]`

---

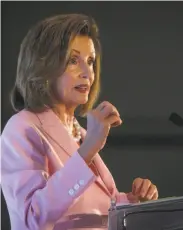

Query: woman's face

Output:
[56, 35, 96, 107]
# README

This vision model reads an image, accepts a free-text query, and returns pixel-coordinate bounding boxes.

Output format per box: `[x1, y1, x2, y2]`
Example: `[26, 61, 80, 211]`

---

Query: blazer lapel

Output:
[36, 109, 79, 158]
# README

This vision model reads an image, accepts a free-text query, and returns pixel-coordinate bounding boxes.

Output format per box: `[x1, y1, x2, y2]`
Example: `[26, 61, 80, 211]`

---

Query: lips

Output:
[75, 84, 89, 90]
[74, 84, 90, 93]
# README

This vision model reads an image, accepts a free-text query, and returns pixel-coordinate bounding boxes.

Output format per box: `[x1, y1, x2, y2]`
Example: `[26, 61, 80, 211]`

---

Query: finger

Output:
[96, 101, 110, 111]
[145, 184, 157, 200]
[111, 119, 123, 127]
[96, 102, 120, 118]
[146, 184, 158, 200]
[152, 190, 159, 200]
[139, 179, 152, 198]
[127, 192, 140, 204]
[102, 106, 117, 118]
[107, 115, 122, 127]
[132, 178, 143, 195]
[102, 106, 120, 119]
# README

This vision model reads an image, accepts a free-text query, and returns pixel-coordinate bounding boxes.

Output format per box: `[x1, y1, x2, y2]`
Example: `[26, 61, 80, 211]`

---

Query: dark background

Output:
[1, 1, 183, 229]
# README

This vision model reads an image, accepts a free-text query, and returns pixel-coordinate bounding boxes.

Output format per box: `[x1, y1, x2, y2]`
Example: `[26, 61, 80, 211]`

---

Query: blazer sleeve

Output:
[1, 116, 96, 230]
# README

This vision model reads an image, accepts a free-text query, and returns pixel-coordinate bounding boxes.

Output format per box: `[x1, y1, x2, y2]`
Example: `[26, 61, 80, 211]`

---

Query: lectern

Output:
[108, 196, 183, 230]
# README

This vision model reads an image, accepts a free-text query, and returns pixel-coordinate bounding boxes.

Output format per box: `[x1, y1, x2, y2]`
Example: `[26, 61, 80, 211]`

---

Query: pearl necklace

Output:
[67, 118, 82, 143]
[52, 110, 82, 143]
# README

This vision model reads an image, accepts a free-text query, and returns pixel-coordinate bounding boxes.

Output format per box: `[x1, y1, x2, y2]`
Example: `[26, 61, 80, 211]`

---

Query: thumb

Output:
[127, 192, 140, 203]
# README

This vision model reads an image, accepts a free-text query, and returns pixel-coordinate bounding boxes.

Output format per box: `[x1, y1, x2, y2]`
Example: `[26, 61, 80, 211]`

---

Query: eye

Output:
[88, 57, 95, 66]
[68, 56, 78, 65]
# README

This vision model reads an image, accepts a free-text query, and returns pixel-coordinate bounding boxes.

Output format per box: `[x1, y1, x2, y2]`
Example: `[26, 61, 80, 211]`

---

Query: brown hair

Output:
[11, 13, 101, 116]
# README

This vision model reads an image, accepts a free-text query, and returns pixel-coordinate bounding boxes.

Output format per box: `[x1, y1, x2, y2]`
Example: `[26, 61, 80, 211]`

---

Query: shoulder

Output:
[1, 110, 46, 156]
[2, 109, 41, 137]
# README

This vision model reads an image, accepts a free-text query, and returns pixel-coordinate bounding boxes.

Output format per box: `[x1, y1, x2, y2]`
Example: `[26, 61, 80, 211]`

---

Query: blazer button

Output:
[79, 180, 84, 186]
[68, 189, 74, 196]
[74, 184, 80, 191]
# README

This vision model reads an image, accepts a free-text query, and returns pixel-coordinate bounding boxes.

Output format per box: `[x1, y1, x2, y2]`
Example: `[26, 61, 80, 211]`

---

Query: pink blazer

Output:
[1, 109, 130, 230]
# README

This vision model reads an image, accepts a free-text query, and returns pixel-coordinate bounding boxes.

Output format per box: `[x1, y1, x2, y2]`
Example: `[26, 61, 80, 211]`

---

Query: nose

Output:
[79, 62, 91, 79]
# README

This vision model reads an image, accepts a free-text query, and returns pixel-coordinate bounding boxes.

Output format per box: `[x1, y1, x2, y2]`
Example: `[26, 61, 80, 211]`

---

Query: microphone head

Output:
[169, 113, 183, 127]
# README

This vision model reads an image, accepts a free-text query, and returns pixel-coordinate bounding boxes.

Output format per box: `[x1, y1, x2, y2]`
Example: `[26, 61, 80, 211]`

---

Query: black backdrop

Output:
[1, 1, 183, 230]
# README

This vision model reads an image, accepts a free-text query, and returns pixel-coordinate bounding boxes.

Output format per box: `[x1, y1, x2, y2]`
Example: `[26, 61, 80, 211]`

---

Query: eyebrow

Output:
[71, 49, 80, 54]
[71, 49, 95, 56]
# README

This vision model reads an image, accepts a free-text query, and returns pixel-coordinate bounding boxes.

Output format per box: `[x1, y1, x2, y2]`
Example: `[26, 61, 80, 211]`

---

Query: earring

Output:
[46, 80, 49, 87]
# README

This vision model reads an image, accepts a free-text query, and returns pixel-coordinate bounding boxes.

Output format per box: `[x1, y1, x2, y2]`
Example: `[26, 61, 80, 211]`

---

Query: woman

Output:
[1, 14, 158, 230]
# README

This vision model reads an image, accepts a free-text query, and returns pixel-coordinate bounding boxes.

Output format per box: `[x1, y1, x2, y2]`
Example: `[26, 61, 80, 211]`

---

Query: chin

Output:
[77, 99, 88, 105]
[74, 97, 88, 105]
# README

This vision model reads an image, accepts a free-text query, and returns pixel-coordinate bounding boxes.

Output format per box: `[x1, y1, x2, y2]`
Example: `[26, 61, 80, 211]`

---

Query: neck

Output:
[52, 103, 81, 143]
[53, 103, 76, 126]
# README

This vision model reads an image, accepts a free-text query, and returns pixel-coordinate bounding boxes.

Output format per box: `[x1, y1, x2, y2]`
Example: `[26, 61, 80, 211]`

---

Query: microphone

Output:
[169, 113, 183, 127]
